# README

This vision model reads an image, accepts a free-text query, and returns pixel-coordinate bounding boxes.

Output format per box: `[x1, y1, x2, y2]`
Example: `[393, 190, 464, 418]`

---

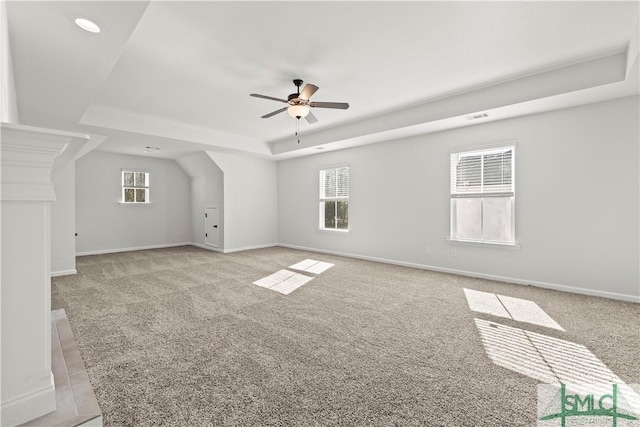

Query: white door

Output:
[205, 207, 219, 247]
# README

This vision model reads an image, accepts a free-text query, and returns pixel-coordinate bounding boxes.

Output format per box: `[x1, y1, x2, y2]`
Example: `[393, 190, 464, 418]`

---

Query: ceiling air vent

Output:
[466, 113, 489, 121]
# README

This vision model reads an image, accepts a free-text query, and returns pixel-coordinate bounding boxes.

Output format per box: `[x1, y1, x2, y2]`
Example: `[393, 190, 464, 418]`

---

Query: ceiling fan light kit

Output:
[287, 104, 310, 118]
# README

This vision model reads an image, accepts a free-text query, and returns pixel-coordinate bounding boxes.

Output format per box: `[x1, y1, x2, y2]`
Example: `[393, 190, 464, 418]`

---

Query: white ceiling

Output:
[6, 1, 640, 160]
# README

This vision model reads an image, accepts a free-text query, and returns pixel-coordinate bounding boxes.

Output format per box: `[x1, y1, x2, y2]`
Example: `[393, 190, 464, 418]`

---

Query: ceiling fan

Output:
[250, 79, 349, 124]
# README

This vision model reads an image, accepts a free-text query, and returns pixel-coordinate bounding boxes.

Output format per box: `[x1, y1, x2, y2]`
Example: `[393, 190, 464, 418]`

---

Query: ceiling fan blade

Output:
[250, 93, 288, 103]
[261, 107, 288, 118]
[310, 101, 350, 109]
[299, 84, 319, 101]
[305, 111, 318, 124]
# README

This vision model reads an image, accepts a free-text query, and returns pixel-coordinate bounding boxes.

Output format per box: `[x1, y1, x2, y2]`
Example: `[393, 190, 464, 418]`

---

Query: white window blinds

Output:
[320, 166, 349, 199]
[451, 147, 514, 196]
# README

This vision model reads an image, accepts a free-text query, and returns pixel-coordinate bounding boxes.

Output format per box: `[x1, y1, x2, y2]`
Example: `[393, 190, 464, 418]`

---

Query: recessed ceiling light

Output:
[74, 17, 101, 33]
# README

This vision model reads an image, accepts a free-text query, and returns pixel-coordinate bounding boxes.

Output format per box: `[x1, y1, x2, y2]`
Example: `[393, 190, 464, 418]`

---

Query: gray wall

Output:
[208, 151, 278, 252]
[51, 162, 76, 274]
[278, 96, 640, 301]
[176, 151, 224, 248]
[1, 1, 19, 124]
[76, 151, 192, 254]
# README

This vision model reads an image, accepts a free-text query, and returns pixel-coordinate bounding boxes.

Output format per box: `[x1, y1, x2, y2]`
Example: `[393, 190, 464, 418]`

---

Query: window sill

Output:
[445, 238, 521, 250]
[318, 228, 350, 234]
[118, 202, 154, 206]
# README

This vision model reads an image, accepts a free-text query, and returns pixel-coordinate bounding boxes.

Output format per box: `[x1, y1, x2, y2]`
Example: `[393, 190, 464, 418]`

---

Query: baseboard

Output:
[221, 243, 278, 254]
[278, 243, 640, 303]
[190, 242, 278, 254]
[51, 269, 77, 277]
[77, 242, 279, 257]
[76, 242, 192, 257]
[1, 374, 56, 427]
[190, 242, 224, 253]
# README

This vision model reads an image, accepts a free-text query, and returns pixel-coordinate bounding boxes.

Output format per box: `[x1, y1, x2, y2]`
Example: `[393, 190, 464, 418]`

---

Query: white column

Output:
[1, 123, 88, 426]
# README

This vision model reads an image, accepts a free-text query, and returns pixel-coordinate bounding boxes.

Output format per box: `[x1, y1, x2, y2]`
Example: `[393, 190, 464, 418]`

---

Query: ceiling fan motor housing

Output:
[288, 93, 303, 104]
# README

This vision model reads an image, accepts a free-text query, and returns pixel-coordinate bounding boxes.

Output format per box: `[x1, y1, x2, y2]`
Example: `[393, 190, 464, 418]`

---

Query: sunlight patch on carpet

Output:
[289, 259, 334, 274]
[498, 294, 563, 331]
[464, 288, 510, 318]
[475, 318, 640, 416]
[464, 288, 563, 330]
[253, 269, 313, 295]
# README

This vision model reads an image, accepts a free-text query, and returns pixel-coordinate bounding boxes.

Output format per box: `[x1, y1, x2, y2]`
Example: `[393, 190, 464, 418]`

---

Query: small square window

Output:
[122, 170, 150, 203]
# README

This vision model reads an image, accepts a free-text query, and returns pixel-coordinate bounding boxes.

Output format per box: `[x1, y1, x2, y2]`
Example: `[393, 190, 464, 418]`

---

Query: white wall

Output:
[278, 96, 640, 301]
[1, 0, 19, 123]
[207, 151, 278, 252]
[176, 151, 224, 248]
[51, 162, 76, 275]
[76, 151, 192, 254]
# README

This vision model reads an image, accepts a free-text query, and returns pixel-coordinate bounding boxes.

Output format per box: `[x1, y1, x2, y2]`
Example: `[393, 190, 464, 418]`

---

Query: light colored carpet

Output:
[51, 246, 639, 426]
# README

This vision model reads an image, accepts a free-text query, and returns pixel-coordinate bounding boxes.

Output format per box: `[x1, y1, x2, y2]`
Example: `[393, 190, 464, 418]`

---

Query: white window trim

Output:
[449, 140, 518, 155]
[449, 143, 517, 245]
[118, 201, 154, 206]
[318, 164, 350, 232]
[445, 238, 522, 250]
[121, 169, 151, 204]
[317, 229, 350, 234]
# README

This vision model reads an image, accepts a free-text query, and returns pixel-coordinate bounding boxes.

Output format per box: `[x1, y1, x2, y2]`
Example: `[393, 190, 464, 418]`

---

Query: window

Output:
[122, 170, 149, 203]
[450, 145, 515, 244]
[319, 166, 349, 231]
